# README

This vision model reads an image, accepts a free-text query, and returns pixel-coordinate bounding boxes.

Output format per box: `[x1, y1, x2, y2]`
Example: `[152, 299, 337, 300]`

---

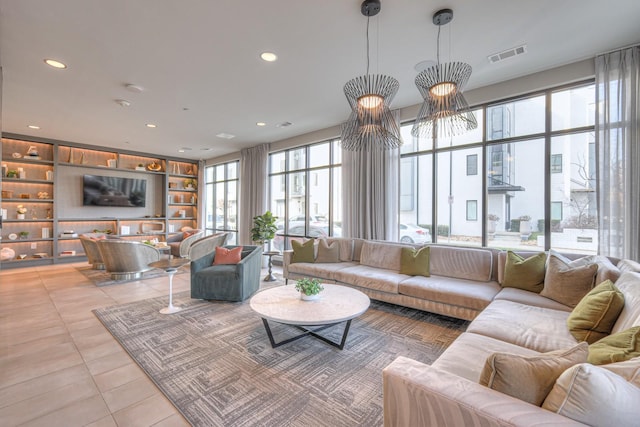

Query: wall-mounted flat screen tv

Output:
[83, 175, 146, 207]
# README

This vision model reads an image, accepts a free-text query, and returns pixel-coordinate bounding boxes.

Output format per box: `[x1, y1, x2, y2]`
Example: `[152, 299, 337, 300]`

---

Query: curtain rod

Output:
[597, 43, 640, 57]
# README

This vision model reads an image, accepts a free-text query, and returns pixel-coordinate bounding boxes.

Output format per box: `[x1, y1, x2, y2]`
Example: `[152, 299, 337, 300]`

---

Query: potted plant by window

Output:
[251, 211, 278, 248]
[294, 277, 324, 301]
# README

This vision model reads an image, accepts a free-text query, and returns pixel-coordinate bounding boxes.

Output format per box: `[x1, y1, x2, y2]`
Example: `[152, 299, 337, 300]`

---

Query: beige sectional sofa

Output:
[283, 238, 640, 426]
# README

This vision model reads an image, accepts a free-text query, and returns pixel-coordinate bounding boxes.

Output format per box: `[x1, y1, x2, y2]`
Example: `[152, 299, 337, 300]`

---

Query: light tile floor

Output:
[0, 261, 281, 426]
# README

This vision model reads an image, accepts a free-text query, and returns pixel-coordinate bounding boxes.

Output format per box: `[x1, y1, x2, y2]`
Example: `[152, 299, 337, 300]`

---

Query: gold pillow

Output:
[567, 280, 625, 344]
[399, 246, 430, 277]
[291, 239, 315, 263]
[479, 342, 588, 406]
[540, 253, 598, 307]
[502, 251, 546, 292]
[315, 239, 340, 263]
[588, 326, 640, 365]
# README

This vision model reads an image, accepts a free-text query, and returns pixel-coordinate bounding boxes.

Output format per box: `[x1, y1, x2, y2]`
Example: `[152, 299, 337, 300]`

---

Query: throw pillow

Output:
[399, 246, 430, 277]
[291, 239, 315, 263]
[540, 253, 598, 307]
[588, 326, 640, 365]
[212, 246, 243, 265]
[183, 230, 196, 239]
[567, 280, 625, 344]
[478, 342, 588, 406]
[542, 362, 640, 426]
[315, 239, 340, 263]
[502, 251, 546, 292]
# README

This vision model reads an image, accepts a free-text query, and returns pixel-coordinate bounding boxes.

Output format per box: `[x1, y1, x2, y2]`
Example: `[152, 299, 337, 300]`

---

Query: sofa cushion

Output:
[612, 272, 640, 333]
[327, 238, 353, 262]
[479, 342, 588, 406]
[291, 239, 314, 263]
[429, 246, 493, 282]
[602, 356, 640, 386]
[213, 246, 242, 265]
[542, 362, 640, 427]
[433, 332, 539, 382]
[541, 253, 598, 308]
[618, 259, 640, 274]
[287, 261, 358, 281]
[502, 251, 546, 292]
[588, 326, 640, 365]
[567, 280, 625, 344]
[360, 241, 405, 271]
[399, 276, 500, 312]
[494, 288, 572, 312]
[548, 249, 620, 285]
[399, 246, 430, 277]
[315, 239, 340, 263]
[352, 239, 365, 261]
[333, 264, 408, 294]
[467, 300, 578, 353]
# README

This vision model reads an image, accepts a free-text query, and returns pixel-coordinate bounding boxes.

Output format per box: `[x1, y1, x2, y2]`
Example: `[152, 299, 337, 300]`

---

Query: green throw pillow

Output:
[400, 246, 430, 277]
[291, 239, 314, 263]
[567, 280, 625, 344]
[502, 251, 546, 292]
[588, 326, 640, 365]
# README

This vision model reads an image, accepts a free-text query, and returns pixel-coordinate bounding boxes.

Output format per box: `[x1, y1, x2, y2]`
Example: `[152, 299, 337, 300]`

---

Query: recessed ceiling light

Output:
[44, 59, 67, 69]
[27, 125, 40, 130]
[178, 149, 185, 153]
[125, 84, 144, 93]
[115, 99, 131, 107]
[256, 122, 267, 127]
[260, 52, 278, 62]
[216, 133, 236, 139]
[145, 123, 157, 128]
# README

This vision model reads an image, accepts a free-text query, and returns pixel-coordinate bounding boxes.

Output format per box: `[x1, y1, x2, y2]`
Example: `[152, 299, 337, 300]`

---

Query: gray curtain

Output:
[596, 45, 640, 260]
[342, 110, 400, 241]
[238, 143, 270, 245]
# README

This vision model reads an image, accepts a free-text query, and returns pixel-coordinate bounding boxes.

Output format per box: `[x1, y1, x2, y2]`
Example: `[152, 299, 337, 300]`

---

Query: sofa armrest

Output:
[383, 356, 585, 427]
[282, 250, 293, 279]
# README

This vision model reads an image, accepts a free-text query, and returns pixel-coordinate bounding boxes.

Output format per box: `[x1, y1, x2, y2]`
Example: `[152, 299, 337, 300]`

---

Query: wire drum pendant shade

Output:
[341, 74, 401, 151]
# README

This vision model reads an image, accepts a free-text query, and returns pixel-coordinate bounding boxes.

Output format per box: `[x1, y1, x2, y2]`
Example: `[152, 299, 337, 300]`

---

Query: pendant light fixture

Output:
[341, 0, 402, 151]
[411, 9, 477, 138]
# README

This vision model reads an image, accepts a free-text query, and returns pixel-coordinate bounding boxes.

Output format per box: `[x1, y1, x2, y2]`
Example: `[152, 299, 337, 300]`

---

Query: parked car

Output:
[399, 223, 431, 244]
[273, 225, 328, 251]
[275, 214, 328, 230]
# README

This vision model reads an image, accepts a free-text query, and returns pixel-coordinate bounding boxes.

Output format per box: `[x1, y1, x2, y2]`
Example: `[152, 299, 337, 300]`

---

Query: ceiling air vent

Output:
[488, 45, 527, 64]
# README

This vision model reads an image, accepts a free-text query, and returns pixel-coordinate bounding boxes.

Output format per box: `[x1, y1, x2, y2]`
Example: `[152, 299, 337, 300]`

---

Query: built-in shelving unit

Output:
[1, 135, 200, 268]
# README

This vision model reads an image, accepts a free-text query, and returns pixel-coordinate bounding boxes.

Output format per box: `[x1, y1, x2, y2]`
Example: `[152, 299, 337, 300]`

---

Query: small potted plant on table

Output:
[295, 277, 324, 301]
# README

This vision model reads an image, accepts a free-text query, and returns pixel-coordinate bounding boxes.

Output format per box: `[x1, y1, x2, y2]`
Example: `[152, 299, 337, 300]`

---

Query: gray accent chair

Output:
[187, 232, 229, 261]
[98, 240, 160, 280]
[191, 245, 262, 301]
[167, 229, 204, 258]
[79, 236, 106, 270]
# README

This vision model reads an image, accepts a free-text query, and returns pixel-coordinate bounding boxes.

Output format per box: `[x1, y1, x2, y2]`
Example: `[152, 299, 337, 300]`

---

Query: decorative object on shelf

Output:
[92, 228, 113, 234]
[183, 178, 196, 189]
[294, 277, 324, 301]
[107, 158, 117, 168]
[26, 146, 40, 159]
[2, 164, 7, 177]
[190, 195, 196, 204]
[177, 210, 186, 218]
[68, 149, 75, 163]
[172, 163, 180, 174]
[60, 230, 79, 238]
[120, 225, 131, 235]
[1, 208, 7, 219]
[19, 193, 31, 199]
[16, 205, 27, 220]
[37, 191, 50, 199]
[251, 211, 278, 246]
[168, 182, 177, 189]
[1, 190, 13, 198]
[46, 208, 52, 219]
[0, 247, 16, 261]
[41, 228, 50, 238]
[411, 8, 477, 138]
[147, 161, 162, 172]
[18, 167, 26, 179]
[19, 231, 30, 240]
[30, 208, 37, 219]
[18, 254, 27, 260]
[341, 0, 402, 151]
[12, 152, 22, 159]
[33, 253, 48, 258]
[6, 169, 17, 178]
[79, 151, 87, 164]
[136, 163, 146, 171]
[46, 170, 54, 180]
[60, 250, 76, 256]
[8, 233, 18, 241]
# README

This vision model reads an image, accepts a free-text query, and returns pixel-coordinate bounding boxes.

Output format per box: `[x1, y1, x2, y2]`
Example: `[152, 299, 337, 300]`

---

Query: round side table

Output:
[262, 251, 280, 282]
[149, 258, 190, 314]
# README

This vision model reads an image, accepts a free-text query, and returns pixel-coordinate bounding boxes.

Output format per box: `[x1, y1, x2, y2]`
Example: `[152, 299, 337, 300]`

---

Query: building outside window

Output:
[466, 154, 478, 175]
[550, 154, 563, 173]
[268, 140, 341, 252]
[204, 161, 239, 244]
[466, 200, 478, 221]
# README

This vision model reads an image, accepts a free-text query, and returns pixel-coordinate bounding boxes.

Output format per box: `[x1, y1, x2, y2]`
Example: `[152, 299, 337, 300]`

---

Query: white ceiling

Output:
[1, 0, 639, 160]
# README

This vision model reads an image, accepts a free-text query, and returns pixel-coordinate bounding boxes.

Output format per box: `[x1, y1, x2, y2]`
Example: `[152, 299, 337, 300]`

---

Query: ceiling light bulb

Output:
[429, 81, 457, 97]
[145, 123, 157, 128]
[44, 59, 67, 69]
[256, 122, 266, 127]
[260, 52, 278, 62]
[27, 125, 41, 130]
[357, 94, 384, 109]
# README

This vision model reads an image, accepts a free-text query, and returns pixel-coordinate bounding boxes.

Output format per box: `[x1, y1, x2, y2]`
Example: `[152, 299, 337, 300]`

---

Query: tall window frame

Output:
[204, 161, 239, 244]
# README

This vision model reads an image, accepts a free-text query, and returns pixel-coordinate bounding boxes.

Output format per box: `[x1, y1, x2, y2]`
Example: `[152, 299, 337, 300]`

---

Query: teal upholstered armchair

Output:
[190, 245, 262, 301]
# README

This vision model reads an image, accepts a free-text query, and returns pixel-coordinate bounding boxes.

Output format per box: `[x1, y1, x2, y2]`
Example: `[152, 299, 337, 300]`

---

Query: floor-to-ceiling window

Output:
[400, 80, 597, 253]
[269, 139, 342, 251]
[204, 161, 239, 244]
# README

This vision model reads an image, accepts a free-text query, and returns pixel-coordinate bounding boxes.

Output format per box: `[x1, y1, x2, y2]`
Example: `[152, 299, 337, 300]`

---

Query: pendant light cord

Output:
[366, 15, 371, 76]
[436, 23, 441, 66]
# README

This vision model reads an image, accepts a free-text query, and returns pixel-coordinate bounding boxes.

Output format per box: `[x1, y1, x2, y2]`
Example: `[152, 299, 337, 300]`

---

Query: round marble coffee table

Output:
[249, 284, 370, 350]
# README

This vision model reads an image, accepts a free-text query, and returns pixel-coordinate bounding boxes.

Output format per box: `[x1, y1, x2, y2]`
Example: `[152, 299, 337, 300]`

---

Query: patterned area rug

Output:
[78, 265, 188, 286]
[94, 290, 468, 426]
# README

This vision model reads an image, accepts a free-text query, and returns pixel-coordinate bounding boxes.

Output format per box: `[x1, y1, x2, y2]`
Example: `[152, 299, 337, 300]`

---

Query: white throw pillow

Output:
[542, 362, 640, 426]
